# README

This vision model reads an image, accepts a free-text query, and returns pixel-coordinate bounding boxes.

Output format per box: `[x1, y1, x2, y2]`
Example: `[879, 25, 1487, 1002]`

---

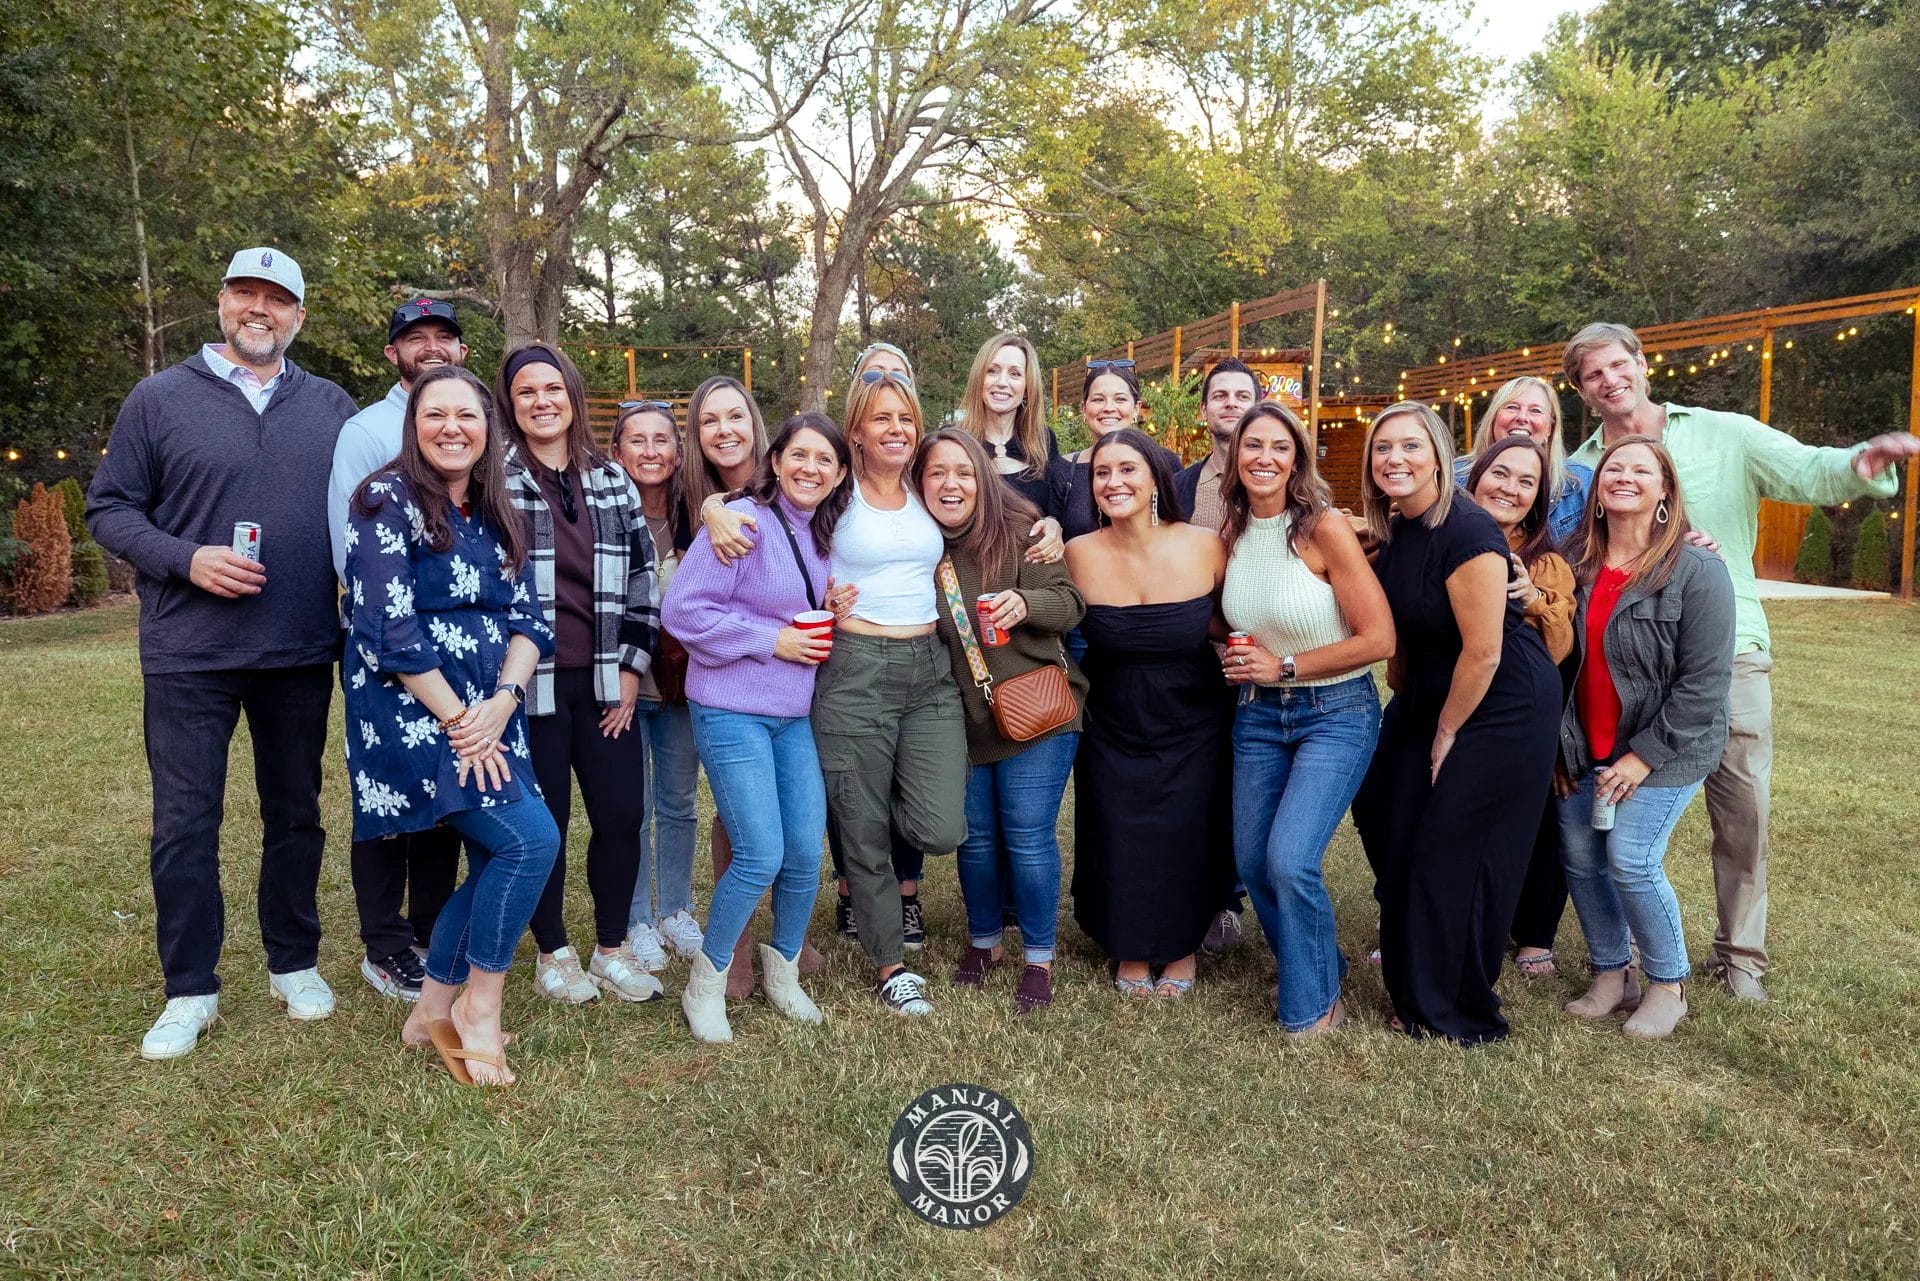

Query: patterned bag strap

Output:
[937, 555, 993, 699]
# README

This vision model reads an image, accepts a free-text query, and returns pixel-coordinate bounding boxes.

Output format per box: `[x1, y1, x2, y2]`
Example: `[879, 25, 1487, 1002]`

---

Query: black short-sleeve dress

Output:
[1352, 498, 1561, 1044]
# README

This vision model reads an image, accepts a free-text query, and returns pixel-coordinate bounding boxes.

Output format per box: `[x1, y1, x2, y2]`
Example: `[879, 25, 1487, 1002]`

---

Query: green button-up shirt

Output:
[1571, 403, 1897, 655]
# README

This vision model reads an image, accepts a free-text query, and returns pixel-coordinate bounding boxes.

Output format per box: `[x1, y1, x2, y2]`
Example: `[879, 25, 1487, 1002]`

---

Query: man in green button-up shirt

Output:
[1562, 322, 1918, 1003]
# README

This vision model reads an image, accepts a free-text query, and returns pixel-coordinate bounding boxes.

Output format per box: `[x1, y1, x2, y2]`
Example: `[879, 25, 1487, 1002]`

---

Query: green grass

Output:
[2, 596, 1918, 1278]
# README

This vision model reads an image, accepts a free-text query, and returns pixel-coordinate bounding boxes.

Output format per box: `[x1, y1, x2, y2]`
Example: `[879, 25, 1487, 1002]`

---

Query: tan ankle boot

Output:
[1623, 982, 1687, 1040]
[1564, 967, 1632, 1019]
[727, 929, 758, 999]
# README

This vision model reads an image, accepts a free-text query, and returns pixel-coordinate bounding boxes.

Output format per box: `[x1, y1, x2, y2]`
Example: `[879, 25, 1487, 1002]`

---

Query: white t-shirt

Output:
[829, 481, 942, 627]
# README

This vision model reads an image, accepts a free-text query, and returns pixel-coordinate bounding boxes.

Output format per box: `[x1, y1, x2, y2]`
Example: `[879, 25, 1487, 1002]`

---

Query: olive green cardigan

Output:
[931, 529, 1089, 765]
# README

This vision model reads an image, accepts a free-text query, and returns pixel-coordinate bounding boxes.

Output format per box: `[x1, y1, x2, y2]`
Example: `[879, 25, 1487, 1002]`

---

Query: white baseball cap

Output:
[222, 247, 306, 303]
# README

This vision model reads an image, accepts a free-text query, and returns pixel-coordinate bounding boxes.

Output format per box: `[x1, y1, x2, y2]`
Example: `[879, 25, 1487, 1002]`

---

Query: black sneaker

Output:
[362, 948, 426, 1002]
[877, 968, 934, 1016]
[836, 892, 858, 940]
[901, 894, 926, 952]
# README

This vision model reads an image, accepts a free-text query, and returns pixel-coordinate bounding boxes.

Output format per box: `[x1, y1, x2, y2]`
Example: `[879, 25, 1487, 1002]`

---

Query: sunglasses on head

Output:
[1086, 359, 1136, 371]
[856, 369, 914, 390]
[617, 399, 675, 414]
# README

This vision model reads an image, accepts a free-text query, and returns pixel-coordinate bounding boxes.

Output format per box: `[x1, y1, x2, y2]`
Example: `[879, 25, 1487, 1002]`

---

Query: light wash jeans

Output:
[1231, 675, 1381, 1030]
[425, 796, 562, 985]
[1557, 772, 1702, 985]
[690, 703, 826, 970]
[625, 700, 699, 932]
[957, 731, 1078, 963]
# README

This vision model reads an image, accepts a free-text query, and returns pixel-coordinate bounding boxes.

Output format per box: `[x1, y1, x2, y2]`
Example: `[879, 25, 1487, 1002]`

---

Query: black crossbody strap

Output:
[765, 503, 821, 613]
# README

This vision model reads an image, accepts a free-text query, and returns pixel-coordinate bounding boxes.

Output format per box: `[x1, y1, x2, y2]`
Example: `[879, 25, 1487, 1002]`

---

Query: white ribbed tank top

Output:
[1222, 513, 1360, 687]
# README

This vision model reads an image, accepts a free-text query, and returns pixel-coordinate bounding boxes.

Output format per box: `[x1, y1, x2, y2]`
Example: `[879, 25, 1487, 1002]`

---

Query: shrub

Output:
[105, 551, 136, 593]
[0, 535, 25, 609]
[70, 540, 109, 607]
[1793, 508, 1832, 585]
[1851, 510, 1890, 591]
[0, 472, 24, 539]
[54, 476, 87, 542]
[10, 483, 73, 614]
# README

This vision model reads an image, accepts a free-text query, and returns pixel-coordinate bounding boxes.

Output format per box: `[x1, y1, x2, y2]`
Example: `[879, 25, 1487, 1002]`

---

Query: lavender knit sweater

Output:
[661, 494, 830, 718]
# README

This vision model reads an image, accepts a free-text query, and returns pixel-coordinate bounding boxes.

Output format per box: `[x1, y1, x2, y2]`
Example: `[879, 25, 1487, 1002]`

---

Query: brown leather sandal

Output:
[427, 1019, 509, 1087]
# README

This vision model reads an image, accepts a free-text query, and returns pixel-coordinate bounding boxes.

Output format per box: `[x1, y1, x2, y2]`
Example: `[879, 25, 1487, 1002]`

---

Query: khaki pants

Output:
[1703, 650, 1773, 977]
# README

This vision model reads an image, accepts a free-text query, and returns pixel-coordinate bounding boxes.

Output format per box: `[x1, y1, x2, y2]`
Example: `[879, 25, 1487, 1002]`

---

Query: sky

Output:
[1469, 0, 1587, 79]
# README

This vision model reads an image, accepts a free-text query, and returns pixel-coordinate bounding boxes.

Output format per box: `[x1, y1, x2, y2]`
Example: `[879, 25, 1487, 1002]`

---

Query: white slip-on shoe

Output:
[141, 995, 219, 1061]
[758, 943, 824, 1024]
[533, 946, 599, 1004]
[269, 968, 336, 1021]
[625, 922, 670, 973]
[589, 945, 665, 1002]
[656, 909, 705, 959]
[682, 950, 733, 1043]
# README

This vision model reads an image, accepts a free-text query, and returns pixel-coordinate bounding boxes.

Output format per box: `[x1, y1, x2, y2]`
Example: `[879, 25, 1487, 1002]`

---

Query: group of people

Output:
[87, 246, 1918, 1083]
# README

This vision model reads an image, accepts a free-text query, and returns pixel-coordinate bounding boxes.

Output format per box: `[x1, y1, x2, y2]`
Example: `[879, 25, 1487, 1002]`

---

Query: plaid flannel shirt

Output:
[505, 448, 660, 715]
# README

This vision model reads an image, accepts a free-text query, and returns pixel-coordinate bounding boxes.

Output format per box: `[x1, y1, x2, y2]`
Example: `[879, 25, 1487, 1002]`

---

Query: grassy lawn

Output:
[2, 596, 1917, 1278]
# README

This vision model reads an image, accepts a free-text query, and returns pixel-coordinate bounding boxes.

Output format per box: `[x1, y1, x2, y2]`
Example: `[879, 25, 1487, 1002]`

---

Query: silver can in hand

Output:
[1590, 769, 1617, 831]
[232, 521, 261, 563]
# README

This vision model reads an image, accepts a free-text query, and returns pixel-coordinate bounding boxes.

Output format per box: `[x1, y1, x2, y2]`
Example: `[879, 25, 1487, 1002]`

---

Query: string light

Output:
[1452, 337, 1462, 347]
[1437, 355, 1448, 365]
[1784, 340, 1794, 349]
[54, 449, 66, 460]
[1521, 347, 1531, 356]
[4, 450, 17, 462]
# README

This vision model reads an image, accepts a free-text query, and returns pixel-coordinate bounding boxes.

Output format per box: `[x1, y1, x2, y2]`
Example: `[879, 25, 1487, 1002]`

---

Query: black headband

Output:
[503, 345, 565, 389]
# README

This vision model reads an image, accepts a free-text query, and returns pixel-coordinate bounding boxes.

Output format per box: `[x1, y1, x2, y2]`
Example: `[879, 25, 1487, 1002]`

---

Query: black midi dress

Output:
[1072, 596, 1234, 963]
[1353, 501, 1561, 1044]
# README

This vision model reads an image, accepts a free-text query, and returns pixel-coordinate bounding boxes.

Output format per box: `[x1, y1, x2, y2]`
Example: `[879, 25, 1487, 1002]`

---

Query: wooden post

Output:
[1758, 325, 1774, 423]
[1170, 326, 1183, 382]
[743, 347, 753, 393]
[1052, 366, 1060, 417]
[1230, 301, 1241, 357]
[1902, 306, 1918, 602]
[625, 347, 637, 398]
[1307, 279, 1326, 444]
[1462, 398, 1473, 451]
[1126, 340, 1135, 362]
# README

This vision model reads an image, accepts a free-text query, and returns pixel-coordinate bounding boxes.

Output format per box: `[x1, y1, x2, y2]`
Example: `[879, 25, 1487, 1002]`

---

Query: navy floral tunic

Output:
[342, 471, 555, 840]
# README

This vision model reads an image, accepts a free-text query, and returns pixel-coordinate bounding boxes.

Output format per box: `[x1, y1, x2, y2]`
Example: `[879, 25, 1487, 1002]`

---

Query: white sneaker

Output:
[656, 909, 705, 959]
[877, 969, 934, 1017]
[269, 968, 336, 1021]
[625, 922, 670, 973]
[140, 995, 219, 1061]
[589, 945, 665, 1002]
[533, 946, 599, 1004]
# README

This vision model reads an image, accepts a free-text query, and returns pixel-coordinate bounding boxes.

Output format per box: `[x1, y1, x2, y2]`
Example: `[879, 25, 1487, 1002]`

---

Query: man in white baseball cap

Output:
[224, 245, 306, 302]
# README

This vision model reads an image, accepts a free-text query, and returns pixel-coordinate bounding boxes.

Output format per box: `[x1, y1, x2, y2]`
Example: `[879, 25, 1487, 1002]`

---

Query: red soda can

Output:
[1227, 630, 1254, 652]
[232, 521, 262, 562]
[977, 595, 1007, 647]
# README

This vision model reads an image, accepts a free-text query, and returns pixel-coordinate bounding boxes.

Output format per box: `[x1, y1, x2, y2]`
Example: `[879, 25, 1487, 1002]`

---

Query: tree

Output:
[1850, 509, 1890, 590]
[863, 196, 1019, 410]
[1794, 506, 1833, 583]
[10, 483, 71, 614]
[683, 0, 1083, 409]
[1583, 0, 1893, 97]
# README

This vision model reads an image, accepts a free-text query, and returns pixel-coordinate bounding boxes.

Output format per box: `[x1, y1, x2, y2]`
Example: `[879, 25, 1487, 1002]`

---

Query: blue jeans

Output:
[425, 796, 562, 985]
[626, 700, 699, 931]
[1232, 675, 1381, 1030]
[1557, 773, 1700, 985]
[957, 731, 1078, 963]
[691, 703, 827, 969]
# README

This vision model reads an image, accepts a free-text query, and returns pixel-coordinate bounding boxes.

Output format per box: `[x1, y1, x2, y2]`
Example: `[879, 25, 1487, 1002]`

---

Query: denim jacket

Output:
[1559, 541, 1735, 787]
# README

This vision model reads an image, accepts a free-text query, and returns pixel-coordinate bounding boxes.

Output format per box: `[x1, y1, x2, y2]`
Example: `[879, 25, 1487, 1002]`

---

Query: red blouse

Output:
[1577, 565, 1631, 760]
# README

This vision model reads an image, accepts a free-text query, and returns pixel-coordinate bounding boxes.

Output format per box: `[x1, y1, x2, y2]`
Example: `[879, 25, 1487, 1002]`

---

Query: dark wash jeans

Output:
[142, 663, 333, 998]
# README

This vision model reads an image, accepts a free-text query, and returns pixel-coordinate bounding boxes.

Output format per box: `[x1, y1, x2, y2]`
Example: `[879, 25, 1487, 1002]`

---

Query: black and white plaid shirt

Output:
[504, 448, 659, 716]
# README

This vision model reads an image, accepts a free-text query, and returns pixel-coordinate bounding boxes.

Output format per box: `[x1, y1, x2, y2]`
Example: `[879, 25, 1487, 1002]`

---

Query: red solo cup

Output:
[793, 609, 835, 639]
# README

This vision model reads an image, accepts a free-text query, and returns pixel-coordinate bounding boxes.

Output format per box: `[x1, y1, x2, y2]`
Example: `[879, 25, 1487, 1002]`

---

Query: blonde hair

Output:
[841, 369, 925, 476]
[958, 332, 1047, 474]
[1570, 434, 1692, 595]
[1473, 376, 1569, 504]
[1562, 322, 1644, 387]
[1361, 401, 1456, 543]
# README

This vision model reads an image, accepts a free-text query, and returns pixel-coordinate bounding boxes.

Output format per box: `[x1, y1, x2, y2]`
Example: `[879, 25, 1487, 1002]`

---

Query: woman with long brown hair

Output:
[496, 344, 662, 1008]
[1220, 402, 1393, 1033]
[912, 428, 1086, 1013]
[1463, 436, 1577, 978]
[1556, 435, 1733, 1040]
[345, 366, 558, 1085]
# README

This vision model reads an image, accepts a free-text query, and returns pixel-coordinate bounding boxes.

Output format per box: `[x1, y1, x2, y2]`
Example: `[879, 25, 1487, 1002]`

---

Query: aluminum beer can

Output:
[232, 521, 262, 562]
[977, 595, 1007, 647]
[1590, 770, 1617, 831]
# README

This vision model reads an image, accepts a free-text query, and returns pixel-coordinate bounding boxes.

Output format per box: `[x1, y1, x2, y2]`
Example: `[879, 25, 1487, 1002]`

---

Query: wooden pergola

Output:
[1395, 287, 1920, 601]
[1046, 281, 1330, 439]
